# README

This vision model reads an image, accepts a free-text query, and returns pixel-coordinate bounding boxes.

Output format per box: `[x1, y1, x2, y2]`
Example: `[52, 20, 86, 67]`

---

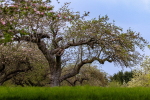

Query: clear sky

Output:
[50, 0, 150, 76]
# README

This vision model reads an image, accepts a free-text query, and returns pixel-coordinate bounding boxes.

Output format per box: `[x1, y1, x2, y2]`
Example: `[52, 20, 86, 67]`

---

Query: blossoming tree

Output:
[126, 45, 150, 87]
[0, 0, 148, 87]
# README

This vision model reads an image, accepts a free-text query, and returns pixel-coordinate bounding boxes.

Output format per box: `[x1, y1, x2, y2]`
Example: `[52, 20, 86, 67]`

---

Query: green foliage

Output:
[0, 42, 50, 87]
[66, 14, 148, 68]
[61, 64, 109, 87]
[126, 56, 150, 87]
[106, 80, 122, 88]
[109, 70, 134, 85]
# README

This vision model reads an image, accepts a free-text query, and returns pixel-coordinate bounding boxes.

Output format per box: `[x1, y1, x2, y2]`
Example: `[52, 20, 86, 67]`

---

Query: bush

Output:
[106, 80, 122, 88]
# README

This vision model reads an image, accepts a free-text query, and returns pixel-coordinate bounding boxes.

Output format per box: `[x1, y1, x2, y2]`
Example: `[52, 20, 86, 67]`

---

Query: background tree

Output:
[127, 55, 150, 87]
[109, 70, 133, 85]
[0, 0, 148, 87]
[0, 42, 33, 86]
[0, 42, 50, 86]
[61, 64, 109, 87]
[124, 71, 134, 83]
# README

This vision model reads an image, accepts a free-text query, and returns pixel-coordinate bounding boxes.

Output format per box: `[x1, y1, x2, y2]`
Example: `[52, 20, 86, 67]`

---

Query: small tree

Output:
[127, 55, 150, 87]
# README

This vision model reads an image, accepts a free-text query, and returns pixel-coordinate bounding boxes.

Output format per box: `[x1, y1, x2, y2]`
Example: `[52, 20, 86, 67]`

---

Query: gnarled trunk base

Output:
[50, 69, 61, 87]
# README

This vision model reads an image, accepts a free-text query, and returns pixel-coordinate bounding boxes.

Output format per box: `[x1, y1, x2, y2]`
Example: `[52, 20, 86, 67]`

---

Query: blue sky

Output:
[50, 0, 150, 76]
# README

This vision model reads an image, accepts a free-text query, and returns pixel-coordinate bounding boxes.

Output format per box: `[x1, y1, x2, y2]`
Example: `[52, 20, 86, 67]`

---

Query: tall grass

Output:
[0, 86, 150, 100]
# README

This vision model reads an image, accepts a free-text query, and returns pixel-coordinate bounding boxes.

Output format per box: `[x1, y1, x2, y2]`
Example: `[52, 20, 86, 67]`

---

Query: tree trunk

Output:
[50, 69, 61, 87]
[50, 56, 61, 87]
[36, 40, 63, 87]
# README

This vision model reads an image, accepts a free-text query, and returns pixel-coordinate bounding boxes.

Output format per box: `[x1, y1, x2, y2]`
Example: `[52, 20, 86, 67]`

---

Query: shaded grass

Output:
[0, 86, 150, 100]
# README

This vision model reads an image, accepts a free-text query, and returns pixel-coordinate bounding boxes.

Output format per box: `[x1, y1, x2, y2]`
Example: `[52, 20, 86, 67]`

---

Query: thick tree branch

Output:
[63, 38, 96, 49]
[65, 79, 74, 86]
[27, 79, 45, 87]
[56, 37, 63, 43]
[14, 33, 50, 42]
[79, 78, 89, 85]
[14, 35, 55, 63]
[0, 57, 33, 85]
[37, 40, 55, 62]
[5, 58, 31, 78]
[65, 77, 88, 86]
[56, 49, 64, 56]
[60, 56, 113, 82]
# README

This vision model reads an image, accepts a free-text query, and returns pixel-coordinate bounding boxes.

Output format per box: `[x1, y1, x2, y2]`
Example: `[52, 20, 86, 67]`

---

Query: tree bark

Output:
[50, 56, 62, 87]
[50, 68, 61, 87]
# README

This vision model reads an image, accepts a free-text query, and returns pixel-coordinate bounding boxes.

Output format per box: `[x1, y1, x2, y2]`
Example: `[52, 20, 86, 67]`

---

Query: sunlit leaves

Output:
[126, 56, 150, 87]
[65, 14, 148, 68]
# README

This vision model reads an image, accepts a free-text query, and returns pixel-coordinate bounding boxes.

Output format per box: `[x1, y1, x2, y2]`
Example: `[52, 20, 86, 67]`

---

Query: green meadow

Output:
[0, 86, 150, 100]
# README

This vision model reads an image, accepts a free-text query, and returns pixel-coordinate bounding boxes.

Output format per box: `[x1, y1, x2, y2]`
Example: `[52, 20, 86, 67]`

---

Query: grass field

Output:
[0, 86, 150, 100]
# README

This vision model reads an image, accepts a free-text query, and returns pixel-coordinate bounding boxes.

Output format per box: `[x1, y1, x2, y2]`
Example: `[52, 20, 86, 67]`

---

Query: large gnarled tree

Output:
[0, 0, 148, 87]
